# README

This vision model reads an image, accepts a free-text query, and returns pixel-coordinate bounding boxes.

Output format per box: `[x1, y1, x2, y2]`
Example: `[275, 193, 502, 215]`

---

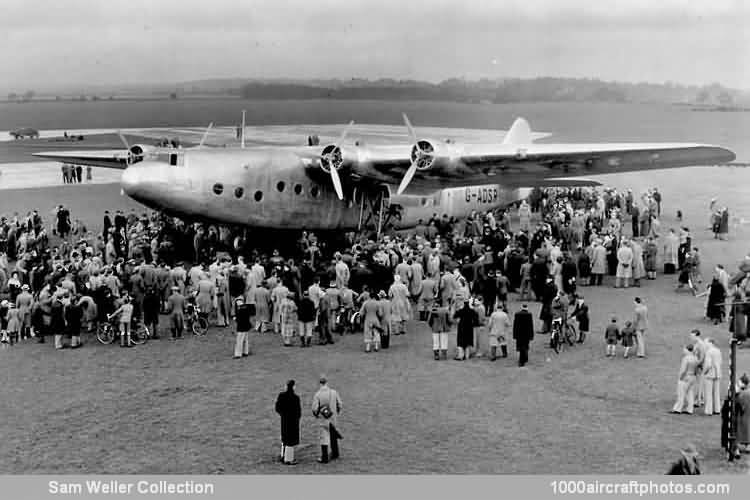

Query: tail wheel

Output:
[131, 323, 149, 345]
[193, 317, 208, 336]
[96, 323, 115, 344]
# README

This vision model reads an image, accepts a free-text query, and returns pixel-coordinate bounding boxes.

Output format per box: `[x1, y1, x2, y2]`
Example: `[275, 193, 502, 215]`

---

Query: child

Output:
[620, 320, 636, 358]
[6, 304, 20, 345]
[109, 296, 134, 348]
[605, 316, 620, 357]
[0, 300, 9, 347]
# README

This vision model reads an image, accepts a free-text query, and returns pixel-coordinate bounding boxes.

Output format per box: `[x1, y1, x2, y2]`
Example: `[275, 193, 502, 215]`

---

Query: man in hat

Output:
[428, 300, 451, 360]
[513, 303, 534, 367]
[311, 375, 343, 464]
[143, 286, 161, 339]
[165, 285, 185, 340]
[233, 296, 252, 358]
[275, 380, 301, 465]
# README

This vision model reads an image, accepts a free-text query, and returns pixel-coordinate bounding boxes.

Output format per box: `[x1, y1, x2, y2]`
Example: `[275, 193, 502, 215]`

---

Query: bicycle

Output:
[185, 304, 209, 336]
[97, 317, 151, 345]
[549, 318, 577, 353]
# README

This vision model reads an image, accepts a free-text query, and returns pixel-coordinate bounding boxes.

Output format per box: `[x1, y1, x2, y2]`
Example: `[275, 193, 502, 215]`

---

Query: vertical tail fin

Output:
[502, 117, 532, 145]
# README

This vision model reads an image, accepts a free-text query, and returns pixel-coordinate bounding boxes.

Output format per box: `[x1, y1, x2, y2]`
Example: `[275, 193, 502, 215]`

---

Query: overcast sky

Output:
[1, 0, 748, 92]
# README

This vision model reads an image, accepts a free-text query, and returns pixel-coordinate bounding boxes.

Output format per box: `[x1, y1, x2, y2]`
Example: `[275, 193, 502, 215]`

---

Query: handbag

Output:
[318, 403, 333, 419]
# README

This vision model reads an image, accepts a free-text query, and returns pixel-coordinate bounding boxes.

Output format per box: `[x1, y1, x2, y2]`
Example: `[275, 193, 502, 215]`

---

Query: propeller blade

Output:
[402, 113, 418, 144]
[198, 122, 213, 148]
[329, 163, 344, 200]
[397, 161, 418, 195]
[336, 120, 355, 147]
[116, 130, 131, 164]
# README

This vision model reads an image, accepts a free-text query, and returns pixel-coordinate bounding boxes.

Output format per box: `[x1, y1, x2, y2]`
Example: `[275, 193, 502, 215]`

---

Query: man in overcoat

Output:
[513, 303, 534, 367]
[275, 380, 301, 465]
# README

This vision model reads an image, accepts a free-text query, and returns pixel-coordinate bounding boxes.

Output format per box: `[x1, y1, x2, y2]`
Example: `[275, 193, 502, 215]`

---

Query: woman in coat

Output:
[453, 298, 478, 360]
[275, 380, 301, 465]
[706, 278, 726, 324]
[388, 275, 411, 335]
[195, 273, 215, 323]
[615, 242, 634, 288]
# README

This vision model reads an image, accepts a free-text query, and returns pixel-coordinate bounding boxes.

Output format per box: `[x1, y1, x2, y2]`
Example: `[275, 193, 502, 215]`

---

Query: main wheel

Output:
[192, 316, 208, 336]
[96, 323, 115, 344]
[130, 322, 150, 345]
[564, 324, 577, 346]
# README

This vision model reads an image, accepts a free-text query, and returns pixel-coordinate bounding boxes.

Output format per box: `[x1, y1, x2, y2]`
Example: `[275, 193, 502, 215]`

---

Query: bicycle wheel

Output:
[565, 324, 577, 345]
[192, 317, 208, 336]
[130, 322, 149, 345]
[97, 323, 115, 344]
[550, 330, 560, 353]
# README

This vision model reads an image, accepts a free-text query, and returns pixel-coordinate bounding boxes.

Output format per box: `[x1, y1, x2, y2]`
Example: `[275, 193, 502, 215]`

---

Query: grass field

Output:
[1, 165, 750, 474]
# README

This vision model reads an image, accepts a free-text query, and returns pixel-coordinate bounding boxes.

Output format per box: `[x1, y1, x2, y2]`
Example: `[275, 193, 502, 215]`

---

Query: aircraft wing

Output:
[31, 150, 130, 169]
[348, 142, 736, 191]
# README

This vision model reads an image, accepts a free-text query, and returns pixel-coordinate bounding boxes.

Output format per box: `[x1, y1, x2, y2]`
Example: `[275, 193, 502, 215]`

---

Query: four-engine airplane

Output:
[33, 114, 736, 232]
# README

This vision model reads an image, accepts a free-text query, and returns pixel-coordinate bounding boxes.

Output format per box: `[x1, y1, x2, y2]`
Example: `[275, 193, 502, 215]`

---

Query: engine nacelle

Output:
[410, 139, 456, 170]
[318, 144, 360, 173]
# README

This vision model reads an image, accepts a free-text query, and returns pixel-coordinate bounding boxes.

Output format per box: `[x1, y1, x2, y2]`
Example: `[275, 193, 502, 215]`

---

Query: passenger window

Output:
[254, 190, 263, 202]
[213, 183, 224, 195]
[310, 185, 320, 198]
[170, 154, 178, 166]
[276, 181, 286, 192]
[294, 184, 303, 195]
[234, 187, 244, 199]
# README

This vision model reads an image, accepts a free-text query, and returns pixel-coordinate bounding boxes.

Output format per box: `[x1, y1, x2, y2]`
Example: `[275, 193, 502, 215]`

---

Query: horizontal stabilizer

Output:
[502, 117, 532, 145]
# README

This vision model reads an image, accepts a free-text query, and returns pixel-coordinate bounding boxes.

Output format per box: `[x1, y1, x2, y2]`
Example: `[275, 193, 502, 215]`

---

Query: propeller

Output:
[116, 130, 133, 165]
[198, 122, 214, 148]
[320, 120, 355, 200]
[397, 113, 434, 195]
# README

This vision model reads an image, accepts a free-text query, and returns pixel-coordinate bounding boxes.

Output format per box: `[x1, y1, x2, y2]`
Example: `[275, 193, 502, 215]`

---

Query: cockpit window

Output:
[276, 181, 286, 192]
[234, 187, 244, 199]
[254, 190, 263, 202]
[213, 183, 224, 195]
[294, 184, 303, 195]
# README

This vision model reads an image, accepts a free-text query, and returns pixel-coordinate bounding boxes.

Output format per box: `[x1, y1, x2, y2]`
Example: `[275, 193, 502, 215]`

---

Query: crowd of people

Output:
[0, 183, 747, 466]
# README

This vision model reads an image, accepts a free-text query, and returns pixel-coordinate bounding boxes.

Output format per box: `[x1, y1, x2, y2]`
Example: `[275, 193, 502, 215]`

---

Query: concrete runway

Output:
[0, 162, 122, 190]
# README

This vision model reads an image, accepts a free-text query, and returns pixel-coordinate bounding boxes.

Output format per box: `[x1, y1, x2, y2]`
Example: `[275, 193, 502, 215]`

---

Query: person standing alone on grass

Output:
[512, 303, 534, 367]
[233, 297, 252, 359]
[275, 380, 301, 466]
[312, 375, 343, 464]
[633, 297, 648, 358]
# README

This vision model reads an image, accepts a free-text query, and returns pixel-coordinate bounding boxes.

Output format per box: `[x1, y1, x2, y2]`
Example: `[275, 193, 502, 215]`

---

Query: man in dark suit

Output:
[513, 303, 534, 367]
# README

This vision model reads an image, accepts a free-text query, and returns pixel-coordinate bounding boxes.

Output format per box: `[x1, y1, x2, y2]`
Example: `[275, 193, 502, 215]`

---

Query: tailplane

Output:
[502, 117, 532, 145]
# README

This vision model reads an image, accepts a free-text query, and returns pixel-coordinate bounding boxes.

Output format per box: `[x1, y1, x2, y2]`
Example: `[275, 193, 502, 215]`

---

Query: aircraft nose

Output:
[120, 166, 141, 196]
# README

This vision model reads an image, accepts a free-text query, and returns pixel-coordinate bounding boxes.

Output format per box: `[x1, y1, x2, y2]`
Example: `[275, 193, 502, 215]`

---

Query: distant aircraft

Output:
[10, 127, 40, 139]
[33, 113, 736, 233]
